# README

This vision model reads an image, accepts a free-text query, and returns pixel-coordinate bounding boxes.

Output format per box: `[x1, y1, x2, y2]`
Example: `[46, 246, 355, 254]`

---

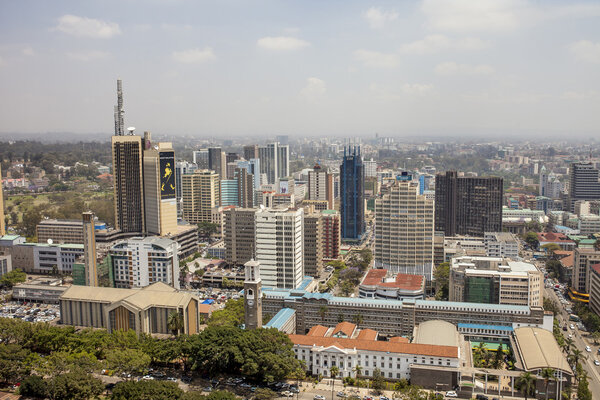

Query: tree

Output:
[371, 368, 386, 394]
[47, 370, 104, 400]
[524, 232, 539, 249]
[353, 364, 362, 381]
[351, 314, 364, 328]
[433, 262, 450, 300]
[0, 268, 26, 288]
[577, 375, 592, 400]
[568, 348, 585, 367]
[198, 222, 218, 240]
[541, 243, 560, 253]
[493, 344, 504, 369]
[105, 348, 150, 379]
[517, 371, 536, 400]
[319, 306, 328, 322]
[540, 368, 555, 400]
[330, 366, 339, 400]
[590, 330, 600, 345]
[19, 375, 48, 399]
[563, 337, 575, 354]
[168, 311, 185, 336]
[253, 388, 277, 400]
[0, 343, 35, 385]
[208, 298, 244, 327]
[21, 207, 42, 238]
[111, 380, 183, 400]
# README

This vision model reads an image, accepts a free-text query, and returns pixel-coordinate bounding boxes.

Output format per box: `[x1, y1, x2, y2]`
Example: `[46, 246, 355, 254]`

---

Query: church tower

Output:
[244, 259, 262, 329]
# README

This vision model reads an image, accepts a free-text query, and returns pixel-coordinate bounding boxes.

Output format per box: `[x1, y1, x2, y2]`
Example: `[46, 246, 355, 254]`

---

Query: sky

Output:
[0, 0, 599, 139]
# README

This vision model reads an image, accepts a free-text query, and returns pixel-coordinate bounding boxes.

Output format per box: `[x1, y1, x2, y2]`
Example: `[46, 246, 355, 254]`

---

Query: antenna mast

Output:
[114, 79, 125, 136]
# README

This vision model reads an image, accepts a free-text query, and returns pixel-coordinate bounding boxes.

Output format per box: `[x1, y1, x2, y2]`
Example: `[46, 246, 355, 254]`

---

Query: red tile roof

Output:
[591, 264, 600, 276]
[307, 325, 329, 337]
[289, 335, 458, 358]
[356, 329, 378, 341]
[560, 253, 574, 269]
[362, 269, 388, 285]
[389, 336, 410, 343]
[332, 322, 356, 337]
[361, 269, 424, 291]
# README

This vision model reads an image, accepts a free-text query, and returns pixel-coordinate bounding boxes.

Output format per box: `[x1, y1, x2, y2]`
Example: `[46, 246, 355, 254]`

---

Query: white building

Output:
[255, 206, 304, 289]
[364, 158, 377, 178]
[110, 237, 180, 289]
[579, 214, 600, 235]
[484, 232, 519, 259]
[259, 142, 289, 185]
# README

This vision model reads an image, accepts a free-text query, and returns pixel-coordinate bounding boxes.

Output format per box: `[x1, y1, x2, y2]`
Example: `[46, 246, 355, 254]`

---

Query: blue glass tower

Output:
[340, 146, 365, 240]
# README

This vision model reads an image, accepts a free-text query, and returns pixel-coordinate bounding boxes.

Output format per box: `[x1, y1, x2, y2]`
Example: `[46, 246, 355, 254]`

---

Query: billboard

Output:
[159, 151, 176, 199]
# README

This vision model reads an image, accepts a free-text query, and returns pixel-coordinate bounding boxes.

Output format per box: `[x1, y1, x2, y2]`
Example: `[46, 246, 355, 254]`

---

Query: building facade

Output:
[255, 206, 304, 289]
[259, 142, 289, 184]
[435, 171, 503, 236]
[304, 213, 324, 278]
[181, 169, 221, 224]
[175, 161, 197, 215]
[208, 147, 226, 179]
[340, 146, 365, 240]
[235, 167, 255, 208]
[243, 144, 259, 161]
[308, 165, 334, 210]
[375, 177, 434, 280]
[573, 248, 600, 294]
[224, 207, 257, 266]
[110, 237, 180, 289]
[484, 232, 519, 259]
[112, 134, 145, 233]
[322, 210, 341, 260]
[192, 149, 209, 169]
[589, 264, 600, 317]
[82, 212, 98, 287]
[569, 162, 600, 212]
[0, 165, 4, 236]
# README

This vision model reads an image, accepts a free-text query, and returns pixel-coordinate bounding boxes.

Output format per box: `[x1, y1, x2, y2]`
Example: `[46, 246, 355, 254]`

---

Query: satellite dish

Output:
[47, 239, 53, 245]
[127, 127, 136, 135]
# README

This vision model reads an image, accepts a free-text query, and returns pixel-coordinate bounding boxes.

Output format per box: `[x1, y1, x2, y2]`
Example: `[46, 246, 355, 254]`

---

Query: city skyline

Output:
[0, 0, 599, 138]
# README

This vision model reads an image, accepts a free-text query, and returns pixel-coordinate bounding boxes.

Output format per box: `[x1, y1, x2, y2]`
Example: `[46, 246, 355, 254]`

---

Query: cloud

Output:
[257, 36, 310, 51]
[56, 14, 121, 38]
[400, 35, 487, 55]
[172, 47, 216, 64]
[402, 83, 434, 95]
[570, 40, 600, 64]
[354, 49, 400, 68]
[22, 47, 35, 56]
[421, 0, 522, 33]
[300, 77, 326, 99]
[435, 61, 495, 76]
[364, 7, 399, 29]
[66, 50, 110, 61]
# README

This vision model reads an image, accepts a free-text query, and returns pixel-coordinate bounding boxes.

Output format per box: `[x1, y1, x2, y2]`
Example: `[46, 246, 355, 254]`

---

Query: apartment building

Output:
[484, 232, 519, 259]
[224, 207, 257, 266]
[181, 169, 221, 224]
[322, 210, 341, 260]
[308, 164, 334, 210]
[303, 213, 324, 278]
[573, 248, 600, 293]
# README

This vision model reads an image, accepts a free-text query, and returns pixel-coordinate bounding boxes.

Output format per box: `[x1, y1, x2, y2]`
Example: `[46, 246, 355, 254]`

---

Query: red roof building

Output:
[359, 269, 425, 300]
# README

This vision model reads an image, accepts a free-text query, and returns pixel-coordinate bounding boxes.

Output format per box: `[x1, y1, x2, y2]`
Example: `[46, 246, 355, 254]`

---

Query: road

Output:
[543, 282, 600, 395]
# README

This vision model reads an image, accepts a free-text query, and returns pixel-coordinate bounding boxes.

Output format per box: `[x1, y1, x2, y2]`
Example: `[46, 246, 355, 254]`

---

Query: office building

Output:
[340, 146, 365, 240]
[568, 162, 600, 212]
[208, 147, 226, 179]
[175, 161, 197, 214]
[573, 248, 600, 294]
[483, 232, 519, 259]
[143, 139, 178, 236]
[308, 165, 334, 210]
[37, 219, 86, 244]
[0, 239, 83, 274]
[259, 142, 289, 184]
[224, 208, 257, 266]
[236, 167, 254, 208]
[0, 165, 4, 236]
[449, 256, 542, 307]
[221, 179, 239, 207]
[358, 269, 425, 301]
[303, 212, 324, 278]
[0, 254, 12, 278]
[110, 236, 180, 289]
[82, 212, 98, 287]
[59, 282, 200, 335]
[578, 214, 600, 235]
[302, 200, 329, 212]
[435, 171, 503, 236]
[181, 170, 221, 224]
[589, 264, 600, 317]
[112, 134, 145, 233]
[255, 206, 304, 289]
[321, 210, 341, 259]
[374, 176, 434, 280]
[364, 158, 377, 178]
[192, 149, 209, 169]
[261, 191, 294, 208]
[243, 144, 259, 161]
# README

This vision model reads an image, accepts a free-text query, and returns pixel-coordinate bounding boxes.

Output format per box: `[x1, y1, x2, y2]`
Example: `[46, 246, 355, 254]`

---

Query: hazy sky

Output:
[1, 0, 599, 138]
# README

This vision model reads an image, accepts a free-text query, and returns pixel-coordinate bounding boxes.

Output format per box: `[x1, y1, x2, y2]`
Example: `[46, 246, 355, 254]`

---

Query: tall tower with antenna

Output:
[114, 79, 125, 136]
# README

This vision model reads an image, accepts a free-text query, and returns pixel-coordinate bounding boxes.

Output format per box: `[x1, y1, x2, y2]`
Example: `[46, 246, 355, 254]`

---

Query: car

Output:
[476, 395, 489, 400]
[203, 387, 213, 392]
[445, 391, 458, 398]
[142, 375, 154, 380]
[337, 392, 347, 398]
[314, 396, 326, 400]
[568, 334, 573, 338]
[586, 346, 592, 352]
[562, 326, 568, 331]
[166, 377, 177, 382]
[594, 360, 600, 366]
[570, 324, 575, 330]
[380, 396, 390, 400]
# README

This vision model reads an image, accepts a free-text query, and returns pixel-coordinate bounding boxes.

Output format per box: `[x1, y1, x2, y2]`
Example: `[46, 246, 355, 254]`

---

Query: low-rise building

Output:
[12, 277, 68, 304]
[0, 254, 12, 277]
[59, 282, 200, 335]
[0, 236, 83, 274]
[484, 232, 519, 259]
[359, 269, 425, 301]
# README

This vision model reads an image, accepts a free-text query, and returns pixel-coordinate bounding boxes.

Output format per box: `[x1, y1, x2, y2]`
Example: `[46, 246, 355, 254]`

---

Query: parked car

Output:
[314, 396, 325, 400]
[594, 360, 600, 366]
[445, 391, 458, 398]
[337, 392, 347, 398]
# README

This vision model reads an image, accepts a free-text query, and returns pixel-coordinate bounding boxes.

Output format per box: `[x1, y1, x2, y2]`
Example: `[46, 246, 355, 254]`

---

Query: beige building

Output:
[374, 178, 434, 280]
[37, 219, 85, 244]
[307, 165, 334, 210]
[573, 248, 600, 293]
[143, 139, 178, 236]
[82, 212, 98, 287]
[303, 213, 324, 278]
[449, 256, 542, 307]
[181, 169, 221, 224]
[112, 134, 145, 233]
[59, 282, 200, 335]
[224, 207, 257, 266]
[301, 199, 330, 212]
[0, 165, 5, 236]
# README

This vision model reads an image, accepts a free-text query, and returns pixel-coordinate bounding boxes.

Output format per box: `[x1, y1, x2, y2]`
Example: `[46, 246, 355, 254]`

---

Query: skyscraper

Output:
[224, 207, 257, 266]
[192, 149, 209, 169]
[308, 164, 334, 210]
[375, 175, 434, 280]
[255, 206, 304, 289]
[243, 144, 259, 161]
[236, 167, 254, 208]
[208, 148, 226, 179]
[259, 142, 289, 184]
[435, 171, 503, 237]
[568, 162, 600, 212]
[181, 170, 221, 224]
[82, 212, 97, 287]
[303, 212, 324, 277]
[0, 165, 5, 236]
[321, 210, 340, 259]
[143, 137, 178, 236]
[340, 146, 364, 240]
[175, 161, 197, 215]
[112, 134, 145, 233]
[220, 179, 239, 207]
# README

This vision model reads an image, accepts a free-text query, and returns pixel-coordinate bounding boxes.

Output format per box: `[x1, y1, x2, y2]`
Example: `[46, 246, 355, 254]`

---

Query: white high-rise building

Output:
[110, 237, 180, 289]
[374, 177, 434, 280]
[307, 165, 334, 209]
[255, 206, 304, 289]
[192, 149, 209, 169]
[364, 158, 377, 178]
[259, 142, 289, 184]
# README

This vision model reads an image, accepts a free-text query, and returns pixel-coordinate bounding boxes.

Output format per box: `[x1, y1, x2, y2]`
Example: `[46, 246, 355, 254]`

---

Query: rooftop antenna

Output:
[127, 127, 136, 135]
[114, 79, 125, 136]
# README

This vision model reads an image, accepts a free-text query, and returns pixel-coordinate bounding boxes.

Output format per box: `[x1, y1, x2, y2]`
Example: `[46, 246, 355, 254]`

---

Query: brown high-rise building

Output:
[321, 210, 341, 260]
[236, 168, 254, 208]
[0, 165, 5, 236]
[304, 213, 324, 277]
[112, 135, 145, 233]
[208, 148, 226, 179]
[243, 145, 259, 161]
[224, 207, 257, 266]
[434, 171, 503, 237]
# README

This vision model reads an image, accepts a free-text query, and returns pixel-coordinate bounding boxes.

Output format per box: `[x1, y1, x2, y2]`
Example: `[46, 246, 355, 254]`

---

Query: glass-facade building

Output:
[340, 146, 364, 240]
